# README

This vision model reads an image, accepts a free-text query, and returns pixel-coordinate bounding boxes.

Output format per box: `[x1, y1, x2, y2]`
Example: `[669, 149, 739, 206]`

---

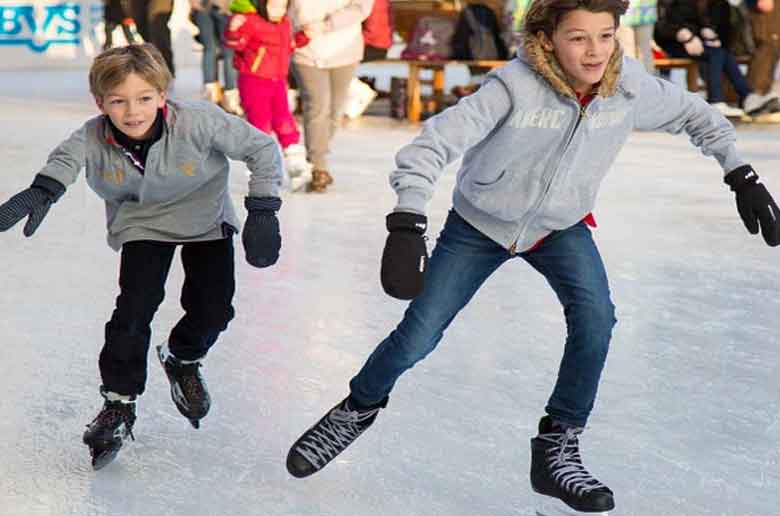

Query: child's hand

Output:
[293, 30, 310, 49]
[242, 196, 282, 268]
[724, 166, 780, 247]
[757, 0, 774, 12]
[0, 175, 65, 237]
[381, 212, 429, 299]
[676, 28, 704, 56]
[189, 0, 203, 11]
[699, 27, 721, 48]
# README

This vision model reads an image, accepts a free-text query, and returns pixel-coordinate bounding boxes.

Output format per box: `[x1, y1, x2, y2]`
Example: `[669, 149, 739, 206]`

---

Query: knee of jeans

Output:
[197, 304, 235, 332]
[572, 298, 617, 334]
[115, 290, 164, 324]
[392, 326, 442, 366]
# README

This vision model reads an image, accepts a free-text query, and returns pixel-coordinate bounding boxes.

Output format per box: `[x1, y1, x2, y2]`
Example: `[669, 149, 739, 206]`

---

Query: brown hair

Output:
[522, 0, 629, 39]
[89, 43, 172, 98]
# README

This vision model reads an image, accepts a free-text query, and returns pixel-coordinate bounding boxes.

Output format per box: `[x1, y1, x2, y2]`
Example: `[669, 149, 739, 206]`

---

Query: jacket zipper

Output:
[251, 47, 267, 73]
[508, 99, 591, 255]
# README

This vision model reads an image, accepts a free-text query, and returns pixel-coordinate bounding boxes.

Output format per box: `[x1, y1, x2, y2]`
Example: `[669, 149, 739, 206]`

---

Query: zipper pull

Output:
[509, 242, 517, 255]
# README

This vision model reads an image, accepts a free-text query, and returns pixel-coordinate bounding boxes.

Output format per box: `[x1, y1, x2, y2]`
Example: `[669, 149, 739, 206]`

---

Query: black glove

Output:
[242, 196, 282, 268]
[724, 165, 780, 247]
[381, 212, 429, 300]
[0, 174, 65, 237]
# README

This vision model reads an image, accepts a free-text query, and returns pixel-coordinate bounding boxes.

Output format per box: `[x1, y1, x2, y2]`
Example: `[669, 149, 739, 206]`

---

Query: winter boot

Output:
[743, 91, 780, 116]
[283, 144, 313, 192]
[307, 169, 333, 193]
[286, 396, 387, 478]
[83, 388, 136, 470]
[220, 88, 245, 116]
[531, 416, 614, 515]
[203, 82, 223, 104]
[156, 342, 210, 429]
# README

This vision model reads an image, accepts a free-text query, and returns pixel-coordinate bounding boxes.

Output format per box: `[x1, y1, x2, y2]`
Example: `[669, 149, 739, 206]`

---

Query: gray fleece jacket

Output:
[391, 37, 746, 253]
[38, 99, 283, 250]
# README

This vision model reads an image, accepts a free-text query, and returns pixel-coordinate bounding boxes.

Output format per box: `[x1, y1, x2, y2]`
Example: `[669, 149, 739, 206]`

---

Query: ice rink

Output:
[1, 65, 779, 516]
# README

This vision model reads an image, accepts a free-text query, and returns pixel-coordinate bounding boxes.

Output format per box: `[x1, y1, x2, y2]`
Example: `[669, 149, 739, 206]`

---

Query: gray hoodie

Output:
[39, 99, 283, 251]
[391, 38, 745, 253]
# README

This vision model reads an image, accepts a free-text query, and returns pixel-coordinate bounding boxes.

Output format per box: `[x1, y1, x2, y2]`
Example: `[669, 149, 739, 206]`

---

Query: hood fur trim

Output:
[523, 34, 624, 99]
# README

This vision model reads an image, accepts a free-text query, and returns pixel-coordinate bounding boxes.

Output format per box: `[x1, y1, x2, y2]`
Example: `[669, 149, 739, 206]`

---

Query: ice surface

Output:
[0, 66, 779, 516]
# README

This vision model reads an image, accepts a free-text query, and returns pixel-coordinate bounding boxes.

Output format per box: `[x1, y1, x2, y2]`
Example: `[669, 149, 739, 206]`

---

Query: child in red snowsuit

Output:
[225, 0, 311, 190]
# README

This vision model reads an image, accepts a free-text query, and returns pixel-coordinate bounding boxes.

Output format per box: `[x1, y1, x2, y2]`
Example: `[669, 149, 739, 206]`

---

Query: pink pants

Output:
[238, 75, 300, 149]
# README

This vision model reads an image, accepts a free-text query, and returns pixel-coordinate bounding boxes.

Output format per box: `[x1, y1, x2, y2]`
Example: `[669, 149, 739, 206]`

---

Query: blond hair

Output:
[89, 44, 172, 98]
[522, 0, 629, 40]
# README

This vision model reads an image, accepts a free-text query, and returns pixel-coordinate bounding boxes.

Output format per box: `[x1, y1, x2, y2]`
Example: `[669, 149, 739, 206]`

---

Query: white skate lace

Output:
[295, 403, 379, 468]
[540, 428, 606, 496]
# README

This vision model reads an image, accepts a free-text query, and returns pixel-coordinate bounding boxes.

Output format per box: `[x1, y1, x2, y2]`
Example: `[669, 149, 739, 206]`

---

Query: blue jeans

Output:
[193, 6, 236, 89]
[349, 210, 617, 427]
[703, 46, 751, 103]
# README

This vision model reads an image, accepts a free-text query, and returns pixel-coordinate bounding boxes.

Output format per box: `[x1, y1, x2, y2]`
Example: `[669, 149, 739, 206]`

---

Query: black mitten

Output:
[725, 165, 780, 246]
[380, 212, 428, 300]
[0, 174, 65, 237]
[242, 196, 282, 268]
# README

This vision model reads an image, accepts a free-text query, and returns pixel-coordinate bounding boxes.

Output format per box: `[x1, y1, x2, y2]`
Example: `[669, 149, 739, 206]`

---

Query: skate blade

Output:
[189, 419, 200, 429]
[90, 443, 122, 470]
[534, 494, 610, 516]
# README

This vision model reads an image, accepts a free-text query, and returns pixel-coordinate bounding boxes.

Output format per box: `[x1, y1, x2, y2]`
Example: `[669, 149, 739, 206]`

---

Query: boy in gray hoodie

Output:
[0, 44, 284, 470]
[286, 0, 779, 514]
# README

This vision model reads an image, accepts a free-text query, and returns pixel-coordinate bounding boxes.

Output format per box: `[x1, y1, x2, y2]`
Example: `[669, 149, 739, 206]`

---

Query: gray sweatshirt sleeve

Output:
[210, 108, 284, 198]
[37, 122, 89, 188]
[632, 70, 746, 175]
[392, 77, 513, 215]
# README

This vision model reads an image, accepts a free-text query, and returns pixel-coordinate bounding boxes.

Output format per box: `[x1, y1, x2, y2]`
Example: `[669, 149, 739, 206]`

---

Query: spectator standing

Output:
[191, 0, 243, 115]
[362, 0, 392, 61]
[132, 0, 176, 76]
[618, 0, 657, 73]
[746, 0, 780, 103]
[287, 0, 374, 193]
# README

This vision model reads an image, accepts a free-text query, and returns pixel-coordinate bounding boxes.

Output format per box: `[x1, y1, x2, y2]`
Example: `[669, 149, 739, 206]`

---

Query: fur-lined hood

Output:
[521, 33, 626, 99]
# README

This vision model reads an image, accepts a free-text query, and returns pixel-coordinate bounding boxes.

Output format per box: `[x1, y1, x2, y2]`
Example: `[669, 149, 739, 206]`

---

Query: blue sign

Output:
[0, 3, 82, 52]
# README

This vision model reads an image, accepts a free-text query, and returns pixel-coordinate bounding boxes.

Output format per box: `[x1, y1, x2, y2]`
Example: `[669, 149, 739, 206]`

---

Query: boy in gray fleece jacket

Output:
[285, 1, 779, 514]
[0, 44, 284, 470]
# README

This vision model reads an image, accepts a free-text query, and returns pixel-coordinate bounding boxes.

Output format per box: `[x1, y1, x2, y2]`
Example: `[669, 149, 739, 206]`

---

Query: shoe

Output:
[220, 88, 245, 116]
[286, 396, 386, 478]
[530, 416, 615, 514]
[743, 92, 780, 116]
[307, 169, 333, 193]
[711, 102, 744, 118]
[156, 342, 210, 428]
[202, 82, 223, 104]
[83, 388, 136, 470]
[283, 144, 313, 192]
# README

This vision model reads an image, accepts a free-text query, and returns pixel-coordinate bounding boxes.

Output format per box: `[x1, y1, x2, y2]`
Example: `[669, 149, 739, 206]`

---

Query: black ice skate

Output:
[531, 416, 614, 515]
[82, 389, 136, 470]
[286, 396, 386, 478]
[156, 343, 210, 428]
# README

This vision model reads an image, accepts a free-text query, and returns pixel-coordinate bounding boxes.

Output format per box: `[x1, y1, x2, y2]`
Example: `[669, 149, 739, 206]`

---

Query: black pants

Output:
[100, 238, 235, 396]
[132, 0, 175, 76]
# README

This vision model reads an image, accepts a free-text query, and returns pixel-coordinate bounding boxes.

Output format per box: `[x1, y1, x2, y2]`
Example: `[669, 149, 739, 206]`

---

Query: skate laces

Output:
[89, 401, 136, 441]
[295, 401, 379, 468]
[540, 427, 606, 496]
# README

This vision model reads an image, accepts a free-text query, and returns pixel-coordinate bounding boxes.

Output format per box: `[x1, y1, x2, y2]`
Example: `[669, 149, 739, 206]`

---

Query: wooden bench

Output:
[373, 58, 508, 122]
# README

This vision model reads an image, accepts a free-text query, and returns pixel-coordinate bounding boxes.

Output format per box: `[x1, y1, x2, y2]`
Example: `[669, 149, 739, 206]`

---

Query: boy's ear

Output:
[94, 96, 106, 113]
[157, 90, 167, 107]
[537, 31, 554, 52]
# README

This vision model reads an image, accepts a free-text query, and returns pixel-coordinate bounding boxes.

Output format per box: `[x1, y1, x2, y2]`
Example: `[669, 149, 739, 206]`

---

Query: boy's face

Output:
[96, 72, 166, 139]
[542, 10, 616, 93]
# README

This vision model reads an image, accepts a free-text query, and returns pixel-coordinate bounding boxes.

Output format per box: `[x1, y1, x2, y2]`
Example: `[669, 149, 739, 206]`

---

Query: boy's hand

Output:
[381, 212, 428, 300]
[0, 174, 65, 237]
[757, 0, 774, 13]
[725, 165, 780, 246]
[242, 196, 282, 268]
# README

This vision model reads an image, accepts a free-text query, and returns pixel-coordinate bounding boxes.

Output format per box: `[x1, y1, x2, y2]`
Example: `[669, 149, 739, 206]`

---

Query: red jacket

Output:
[224, 13, 298, 80]
[362, 0, 392, 49]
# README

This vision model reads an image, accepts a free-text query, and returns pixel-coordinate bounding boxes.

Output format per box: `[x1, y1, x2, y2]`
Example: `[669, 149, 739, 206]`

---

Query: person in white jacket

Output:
[288, 0, 373, 192]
